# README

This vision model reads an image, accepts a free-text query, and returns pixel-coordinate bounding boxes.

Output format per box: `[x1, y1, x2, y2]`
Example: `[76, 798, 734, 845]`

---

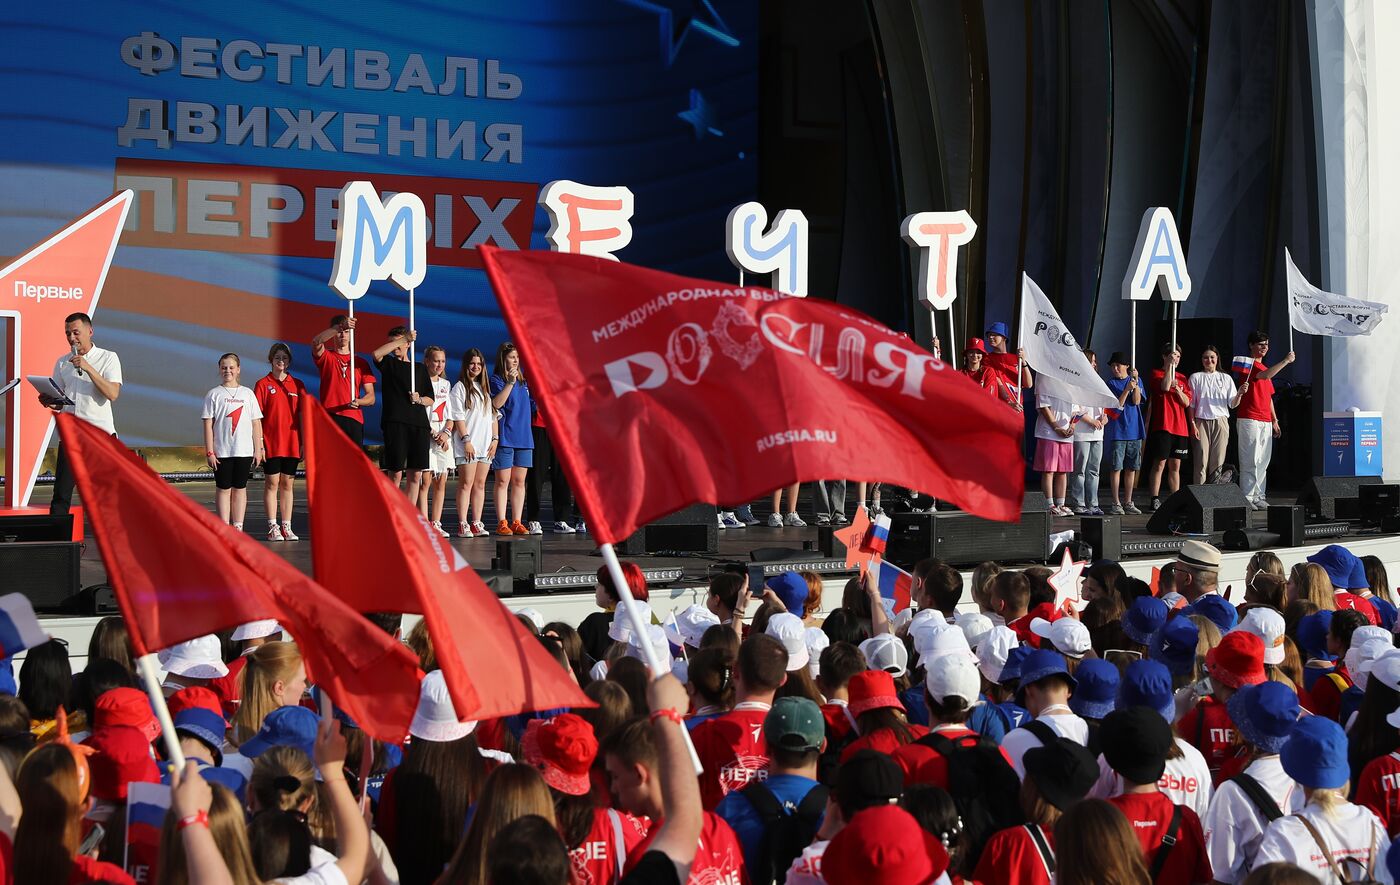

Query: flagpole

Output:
[347, 301, 356, 411]
[946, 309, 957, 370]
[136, 654, 186, 770]
[1170, 302, 1178, 356]
[1130, 303, 1137, 370]
[408, 287, 416, 368]
[599, 542, 703, 774]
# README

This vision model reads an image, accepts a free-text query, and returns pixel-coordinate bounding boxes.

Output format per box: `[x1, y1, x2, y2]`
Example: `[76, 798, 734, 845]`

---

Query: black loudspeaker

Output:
[0, 513, 72, 542]
[493, 537, 542, 592]
[887, 494, 1051, 567]
[1297, 475, 1383, 520]
[478, 569, 514, 597]
[1080, 515, 1122, 561]
[1359, 484, 1400, 525]
[1145, 484, 1250, 535]
[1267, 505, 1305, 547]
[618, 504, 719, 555]
[1223, 529, 1282, 551]
[0, 541, 81, 611]
[70, 584, 118, 615]
[749, 547, 809, 562]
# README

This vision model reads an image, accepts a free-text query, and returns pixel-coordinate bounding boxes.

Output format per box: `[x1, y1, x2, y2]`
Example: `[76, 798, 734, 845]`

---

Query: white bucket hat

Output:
[626, 623, 672, 668]
[664, 604, 720, 649]
[231, 620, 282, 642]
[609, 604, 654, 644]
[805, 628, 830, 679]
[766, 613, 810, 672]
[158, 635, 229, 679]
[410, 671, 478, 742]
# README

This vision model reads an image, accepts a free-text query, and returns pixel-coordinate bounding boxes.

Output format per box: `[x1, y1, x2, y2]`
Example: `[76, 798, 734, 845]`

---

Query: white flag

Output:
[1286, 248, 1387, 337]
[1018, 273, 1118, 408]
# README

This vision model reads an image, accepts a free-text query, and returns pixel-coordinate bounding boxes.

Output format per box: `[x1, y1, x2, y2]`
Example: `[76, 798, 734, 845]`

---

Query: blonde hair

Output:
[232, 642, 303, 746]
[156, 783, 262, 885]
[1307, 785, 1351, 820]
[971, 562, 1005, 613]
[442, 763, 557, 885]
[1291, 562, 1336, 611]
[249, 746, 317, 814]
[1187, 615, 1223, 686]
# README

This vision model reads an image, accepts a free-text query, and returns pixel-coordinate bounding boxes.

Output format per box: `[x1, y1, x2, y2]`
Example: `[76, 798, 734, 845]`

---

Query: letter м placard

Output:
[329, 181, 428, 300]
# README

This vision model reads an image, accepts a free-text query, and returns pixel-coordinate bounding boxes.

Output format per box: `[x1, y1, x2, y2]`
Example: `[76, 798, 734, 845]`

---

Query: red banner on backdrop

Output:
[114, 158, 536, 268]
[479, 247, 1025, 544]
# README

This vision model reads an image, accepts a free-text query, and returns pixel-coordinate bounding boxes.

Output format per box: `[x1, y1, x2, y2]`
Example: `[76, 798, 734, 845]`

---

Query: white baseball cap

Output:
[925, 654, 980, 706]
[955, 612, 995, 651]
[860, 634, 910, 678]
[409, 670, 477, 742]
[1362, 649, 1400, 694]
[231, 620, 282, 642]
[1347, 638, 1393, 692]
[766, 613, 810, 672]
[805, 627, 831, 679]
[912, 621, 976, 666]
[158, 636, 229, 680]
[516, 607, 545, 634]
[976, 626, 1020, 684]
[1233, 608, 1286, 666]
[1030, 617, 1091, 659]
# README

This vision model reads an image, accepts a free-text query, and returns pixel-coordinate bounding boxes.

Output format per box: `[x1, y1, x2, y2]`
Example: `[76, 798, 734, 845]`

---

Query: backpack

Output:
[1228, 773, 1283, 822]
[740, 780, 828, 885]
[916, 731, 1024, 872]
[1295, 811, 1384, 884]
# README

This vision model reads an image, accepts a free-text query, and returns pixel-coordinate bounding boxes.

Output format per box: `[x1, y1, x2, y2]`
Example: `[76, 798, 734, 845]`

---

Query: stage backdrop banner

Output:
[0, 2, 757, 448]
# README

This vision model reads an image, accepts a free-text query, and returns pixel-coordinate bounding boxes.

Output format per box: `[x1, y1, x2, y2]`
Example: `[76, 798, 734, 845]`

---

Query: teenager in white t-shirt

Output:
[449, 348, 499, 537]
[40, 312, 124, 516]
[201, 353, 264, 530]
[1188, 346, 1244, 485]
[416, 346, 454, 538]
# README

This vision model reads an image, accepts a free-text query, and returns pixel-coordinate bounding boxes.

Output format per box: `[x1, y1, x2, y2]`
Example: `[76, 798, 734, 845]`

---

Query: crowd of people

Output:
[1, 535, 1399, 884]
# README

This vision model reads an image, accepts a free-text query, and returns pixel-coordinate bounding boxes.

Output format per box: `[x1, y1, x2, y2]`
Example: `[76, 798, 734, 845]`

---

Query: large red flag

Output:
[55, 414, 421, 742]
[479, 247, 1025, 543]
[302, 398, 591, 721]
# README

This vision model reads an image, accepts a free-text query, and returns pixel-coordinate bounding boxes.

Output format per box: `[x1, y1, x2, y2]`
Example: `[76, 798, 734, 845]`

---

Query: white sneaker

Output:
[553, 521, 576, 533]
[720, 511, 744, 529]
[267, 523, 284, 542]
[784, 512, 807, 527]
[280, 522, 299, 541]
[716, 513, 727, 530]
[472, 521, 489, 537]
[527, 520, 544, 535]
[767, 513, 784, 528]
[457, 523, 471, 538]
[433, 521, 450, 538]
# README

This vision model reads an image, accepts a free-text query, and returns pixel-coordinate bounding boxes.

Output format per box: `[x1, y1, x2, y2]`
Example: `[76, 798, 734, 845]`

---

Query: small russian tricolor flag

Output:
[0, 593, 48, 658]
[126, 781, 171, 876]
[1232, 355, 1257, 377]
[862, 513, 892, 556]
[875, 560, 913, 613]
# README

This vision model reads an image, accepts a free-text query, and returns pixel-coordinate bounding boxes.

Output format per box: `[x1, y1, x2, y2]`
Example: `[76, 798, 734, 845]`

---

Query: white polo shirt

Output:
[53, 345, 122, 434]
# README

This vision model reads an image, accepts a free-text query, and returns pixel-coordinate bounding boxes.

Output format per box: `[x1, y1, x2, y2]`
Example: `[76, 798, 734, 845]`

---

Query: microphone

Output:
[71, 344, 84, 377]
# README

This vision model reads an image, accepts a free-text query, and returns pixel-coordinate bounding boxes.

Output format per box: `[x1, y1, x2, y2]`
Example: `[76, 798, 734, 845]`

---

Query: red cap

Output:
[83, 726, 160, 801]
[167, 686, 225, 719]
[964, 337, 988, 355]
[94, 688, 160, 744]
[823, 805, 950, 885]
[847, 670, 905, 719]
[521, 714, 598, 796]
[1206, 630, 1266, 689]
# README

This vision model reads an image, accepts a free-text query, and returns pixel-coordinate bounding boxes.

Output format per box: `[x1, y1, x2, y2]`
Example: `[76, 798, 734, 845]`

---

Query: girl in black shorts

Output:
[201, 353, 265, 530]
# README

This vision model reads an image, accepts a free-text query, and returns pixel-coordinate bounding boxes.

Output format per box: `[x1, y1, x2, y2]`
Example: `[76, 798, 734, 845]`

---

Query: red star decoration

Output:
[831, 507, 880, 573]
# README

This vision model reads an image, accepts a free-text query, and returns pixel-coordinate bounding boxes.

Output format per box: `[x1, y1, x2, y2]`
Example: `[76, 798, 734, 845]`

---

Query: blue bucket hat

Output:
[985, 321, 1010, 340]
[1185, 595, 1238, 635]
[1226, 682, 1300, 755]
[1014, 649, 1077, 705]
[767, 572, 809, 616]
[1307, 544, 1368, 590]
[999, 645, 1033, 684]
[238, 705, 318, 760]
[1123, 596, 1169, 645]
[1297, 611, 1336, 661]
[1069, 658, 1119, 720]
[1280, 715, 1349, 789]
[1117, 660, 1175, 723]
[173, 707, 228, 765]
[1149, 617, 1200, 676]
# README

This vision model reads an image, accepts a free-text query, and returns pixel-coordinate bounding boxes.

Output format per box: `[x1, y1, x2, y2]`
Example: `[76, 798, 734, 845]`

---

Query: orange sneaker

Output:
[510, 520, 530, 535]
[496, 519, 513, 536]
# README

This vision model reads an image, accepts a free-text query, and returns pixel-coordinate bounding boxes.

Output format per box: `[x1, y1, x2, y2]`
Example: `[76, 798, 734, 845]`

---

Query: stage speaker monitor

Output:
[0, 541, 81, 612]
[887, 493, 1051, 568]
[749, 547, 809, 563]
[492, 537, 542, 592]
[1222, 529, 1283, 551]
[1297, 475, 1383, 520]
[1080, 515, 1122, 561]
[618, 504, 718, 555]
[1359, 484, 1400, 526]
[0, 513, 72, 543]
[1145, 484, 1250, 535]
[1266, 505, 1305, 547]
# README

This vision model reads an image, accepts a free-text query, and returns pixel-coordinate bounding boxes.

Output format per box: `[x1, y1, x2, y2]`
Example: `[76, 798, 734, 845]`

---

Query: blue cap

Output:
[173, 707, 228, 765]
[985, 321, 1010, 339]
[999, 646, 1033, 684]
[1185, 595, 1238, 634]
[1297, 611, 1336, 661]
[1117, 660, 1175, 723]
[1281, 715, 1349, 788]
[238, 706, 317, 760]
[1014, 649, 1077, 703]
[1068, 659, 1119, 719]
[767, 572, 809, 616]
[1226, 682, 1300, 755]
[1307, 544, 1368, 590]
[1149, 617, 1200, 676]
[1123, 596, 1169, 645]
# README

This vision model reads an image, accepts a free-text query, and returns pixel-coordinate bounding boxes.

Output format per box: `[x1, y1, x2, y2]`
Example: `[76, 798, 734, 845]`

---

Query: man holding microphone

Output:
[38, 312, 123, 516]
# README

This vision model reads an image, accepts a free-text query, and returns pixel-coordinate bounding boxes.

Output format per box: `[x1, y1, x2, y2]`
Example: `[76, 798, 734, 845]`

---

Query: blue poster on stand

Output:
[1324, 411, 1384, 476]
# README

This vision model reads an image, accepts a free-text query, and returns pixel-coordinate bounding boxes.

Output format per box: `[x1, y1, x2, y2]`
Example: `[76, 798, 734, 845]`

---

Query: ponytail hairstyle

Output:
[232, 641, 303, 745]
[686, 647, 735, 709]
[249, 746, 317, 814]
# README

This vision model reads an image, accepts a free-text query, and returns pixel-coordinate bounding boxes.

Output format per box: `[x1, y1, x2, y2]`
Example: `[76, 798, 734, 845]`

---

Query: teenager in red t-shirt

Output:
[689, 635, 787, 809]
[1356, 748, 1400, 838]
[255, 342, 307, 542]
[1232, 330, 1294, 509]
[894, 656, 1007, 788]
[840, 669, 927, 764]
[1103, 709, 1212, 883]
[310, 314, 376, 447]
[1145, 343, 1192, 512]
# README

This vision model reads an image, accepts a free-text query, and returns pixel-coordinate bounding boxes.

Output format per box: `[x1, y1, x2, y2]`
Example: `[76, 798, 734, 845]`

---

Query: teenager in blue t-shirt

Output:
[1103, 351, 1146, 515]
[490, 342, 533, 535]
